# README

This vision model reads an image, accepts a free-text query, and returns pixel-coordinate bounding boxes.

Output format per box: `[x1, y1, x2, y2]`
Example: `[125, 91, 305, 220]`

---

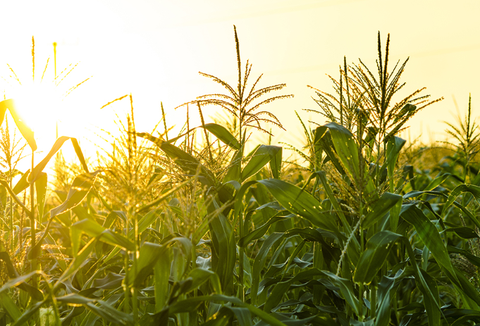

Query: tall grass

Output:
[0, 28, 479, 326]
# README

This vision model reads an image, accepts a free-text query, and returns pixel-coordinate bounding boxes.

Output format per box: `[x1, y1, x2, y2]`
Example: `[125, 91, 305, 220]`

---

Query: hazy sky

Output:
[0, 0, 479, 156]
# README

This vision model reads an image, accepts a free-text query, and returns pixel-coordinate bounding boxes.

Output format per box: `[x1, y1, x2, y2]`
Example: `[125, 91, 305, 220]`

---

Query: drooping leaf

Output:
[0, 99, 36, 151]
[251, 232, 284, 305]
[202, 123, 240, 150]
[0, 291, 21, 322]
[49, 171, 98, 219]
[167, 294, 287, 326]
[384, 136, 406, 181]
[375, 276, 396, 326]
[363, 192, 402, 229]
[238, 213, 289, 247]
[71, 219, 134, 256]
[242, 145, 282, 181]
[127, 242, 167, 288]
[443, 184, 480, 228]
[354, 231, 402, 284]
[446, 226, 479, 239]
[257, 179, 340, 234]
[323, 122, 376, 197]
[401, 203, 480, 308]
[13, 137, 89, 194]
[93, 272, 124, 289]
[137, 132, 216, 186]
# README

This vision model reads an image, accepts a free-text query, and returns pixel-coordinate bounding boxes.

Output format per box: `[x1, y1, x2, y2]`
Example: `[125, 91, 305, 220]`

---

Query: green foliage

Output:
[0, 28, 479, 326]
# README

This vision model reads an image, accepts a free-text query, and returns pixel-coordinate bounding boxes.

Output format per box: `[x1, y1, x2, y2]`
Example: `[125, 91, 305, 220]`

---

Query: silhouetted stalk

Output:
[370, 279, 377, 318]
[239, 208, 245, 302]
[124, 213, 131, 314]
[357, 108, 366, 320]
[161, 102, 168, 141]
[130, 95, 139, 323]
[30, 149, 38, 292]
[8, 166, 13, 253]
[197, 102, 213, 163]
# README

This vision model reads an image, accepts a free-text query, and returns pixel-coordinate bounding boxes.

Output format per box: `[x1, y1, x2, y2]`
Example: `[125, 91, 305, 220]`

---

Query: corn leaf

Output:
[202, 123, 240, 150]
[354, 231, 402, 284]
[127, 242, 167, 288]
[363, 192, 402, 229]
[0, 99, 36, 151]
[242, 145, 281, 181]
[257, 179, 340, 234]
[138, 132, 216, 186]
[71, 219, 134, 256]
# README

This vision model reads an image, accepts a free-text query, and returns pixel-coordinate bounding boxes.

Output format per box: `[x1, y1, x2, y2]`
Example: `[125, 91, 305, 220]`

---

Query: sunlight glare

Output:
[10, 81, 62, 151]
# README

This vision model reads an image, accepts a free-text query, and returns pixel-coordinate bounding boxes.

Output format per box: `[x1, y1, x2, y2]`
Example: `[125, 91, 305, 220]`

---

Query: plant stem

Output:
[124, 211, 131, 314]
[30, 150, 36, 277]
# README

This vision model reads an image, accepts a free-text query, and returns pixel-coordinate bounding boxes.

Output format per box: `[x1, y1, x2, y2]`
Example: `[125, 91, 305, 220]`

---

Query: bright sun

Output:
[9, 81, 63, 151]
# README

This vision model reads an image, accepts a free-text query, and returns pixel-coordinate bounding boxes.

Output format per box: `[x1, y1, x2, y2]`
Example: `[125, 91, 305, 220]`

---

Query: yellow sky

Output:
[0, 0, 479, 161]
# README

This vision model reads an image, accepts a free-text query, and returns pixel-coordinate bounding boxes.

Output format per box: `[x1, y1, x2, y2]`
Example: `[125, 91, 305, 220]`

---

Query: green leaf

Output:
[137, 132, 216, 186]
[354, 231, 402, 284]
[56, 293, 95, 305]
[0, 179, 31, 216]
[167, 294, 287, 326]
[419, 269, 441, 326]
[0, 271, 44, 302]
[154, 249, 171, 312]
[375, 276, 396, 326]
[251, 232, 284, 305]
[71, 219, 134, 256]
[424, 172, 452, 191]
[0, 291, 21, 322]
[322, 270, 361, 316]
[93, 272, 124, 289]
[202, 123, 240, 150]
[264, 269, 324, 313]
[35, 172, 48, 224]
[238, 213, 289, 247]
[50, 171, 98, 219]
[13, 137, 89, 194]
[209, 211, 235, 295]
[56, 237, 97, 287]
[401, 204, 480, 308]
[401, 204, 457, 280]
[314, 126, 345, 175]
[12, 170, 30, 194]
[257, 179, 340, 234]
[85, 300, 133, 326]
[363, 192, 402, 229]
[242, 145, 282, 180]
[270, 146, 282, 179]
[443, 184, 480, 228]
[127, 242, 167, 288]
[446, 226, 479, 239]
[314, 171, 351, 232]
[183, 268, 221, 294]
[228, 307, 253, 326]
[323, 122, 376, 197]
[13, 301, 44, 326]
[384, 136, 406, 177]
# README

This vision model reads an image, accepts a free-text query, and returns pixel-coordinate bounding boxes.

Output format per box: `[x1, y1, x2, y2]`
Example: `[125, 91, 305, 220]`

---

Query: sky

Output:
[0, 0, 479, 162]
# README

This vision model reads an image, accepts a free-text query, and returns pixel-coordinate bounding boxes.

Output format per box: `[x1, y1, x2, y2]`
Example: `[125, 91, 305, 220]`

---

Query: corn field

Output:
[0, 27, 479, 326]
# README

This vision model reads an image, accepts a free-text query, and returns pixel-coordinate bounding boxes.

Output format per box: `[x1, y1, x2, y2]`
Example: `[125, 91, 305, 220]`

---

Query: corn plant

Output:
[233, 33, 480, 326]
[2, 28, 480, 326]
